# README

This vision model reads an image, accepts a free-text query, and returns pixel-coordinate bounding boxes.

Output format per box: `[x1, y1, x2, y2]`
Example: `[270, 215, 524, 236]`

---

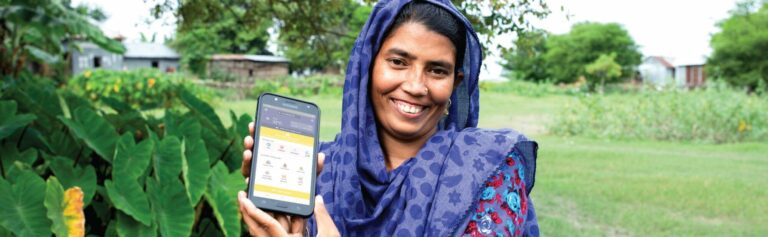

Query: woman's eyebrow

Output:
[386, 48, 416, 60]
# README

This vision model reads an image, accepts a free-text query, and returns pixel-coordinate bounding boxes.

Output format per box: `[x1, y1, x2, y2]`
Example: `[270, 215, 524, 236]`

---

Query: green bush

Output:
[550, 82, 768, 143]
[67, 69, 215, 109]
[249, 74, 344, 98]
[1, 74, 250, 236]
[480, 79, 582, 97]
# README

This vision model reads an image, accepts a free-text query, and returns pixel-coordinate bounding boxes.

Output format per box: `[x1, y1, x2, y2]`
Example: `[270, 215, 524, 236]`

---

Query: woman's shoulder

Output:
[456, 127, 538, 195]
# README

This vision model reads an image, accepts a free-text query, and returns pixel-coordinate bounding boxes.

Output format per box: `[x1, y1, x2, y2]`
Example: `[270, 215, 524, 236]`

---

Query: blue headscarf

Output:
[310, 0, 538, 236]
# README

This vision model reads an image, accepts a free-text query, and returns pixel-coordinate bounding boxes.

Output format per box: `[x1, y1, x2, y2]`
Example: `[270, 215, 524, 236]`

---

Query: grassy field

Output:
[214, 92, 768, 236]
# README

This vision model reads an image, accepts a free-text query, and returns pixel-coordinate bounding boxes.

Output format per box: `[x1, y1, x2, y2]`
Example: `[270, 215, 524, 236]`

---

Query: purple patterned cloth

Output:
[307, 0, 539, 236]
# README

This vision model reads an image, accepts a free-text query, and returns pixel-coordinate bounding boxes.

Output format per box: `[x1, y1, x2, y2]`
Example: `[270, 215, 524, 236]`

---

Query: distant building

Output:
[639, 56, 707, 88]
[69, 41, 123, 75]
[674, 58, 706, 88]
[122, 42, 180, 72]
[639, 56, 676, 87]
[69, 41, 179, 75]
[208, 54, 290, 81]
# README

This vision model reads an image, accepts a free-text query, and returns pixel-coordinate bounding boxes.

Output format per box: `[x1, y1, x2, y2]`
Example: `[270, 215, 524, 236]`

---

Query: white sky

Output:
[73, 0, 740, 79]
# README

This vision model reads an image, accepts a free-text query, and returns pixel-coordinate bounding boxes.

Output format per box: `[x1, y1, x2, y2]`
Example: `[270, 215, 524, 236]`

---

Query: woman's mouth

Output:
[392, 99, 428, 115]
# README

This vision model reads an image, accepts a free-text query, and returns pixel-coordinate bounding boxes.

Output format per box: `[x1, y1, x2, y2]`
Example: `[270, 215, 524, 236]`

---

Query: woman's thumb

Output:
[314, 195, 339, 236]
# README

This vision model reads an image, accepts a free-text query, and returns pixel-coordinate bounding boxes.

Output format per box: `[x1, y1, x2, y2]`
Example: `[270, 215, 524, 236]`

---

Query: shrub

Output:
[1, 74, 250, 236]
[67, 69, 215, 109]
[480, 79, 582, 97]
[249, 74, 344, 98]
[550, 82, 768, 143]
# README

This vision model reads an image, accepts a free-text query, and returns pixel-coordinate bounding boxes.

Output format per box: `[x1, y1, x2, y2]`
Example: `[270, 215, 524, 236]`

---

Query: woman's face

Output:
[371, 22, 462, 141]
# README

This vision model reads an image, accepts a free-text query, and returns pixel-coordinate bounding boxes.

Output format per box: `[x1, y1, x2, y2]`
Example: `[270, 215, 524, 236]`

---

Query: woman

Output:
[238, 0, 540, 236]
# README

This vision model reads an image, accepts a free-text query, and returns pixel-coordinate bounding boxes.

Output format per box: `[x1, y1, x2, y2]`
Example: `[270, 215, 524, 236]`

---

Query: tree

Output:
[0, 0, 125, 78]
[149, 0, 551, 72]
[502, 29, 549, 82]
[707, 1, 768, 91]
[542, 22, 641, 84]
[585, 53, 622, 92]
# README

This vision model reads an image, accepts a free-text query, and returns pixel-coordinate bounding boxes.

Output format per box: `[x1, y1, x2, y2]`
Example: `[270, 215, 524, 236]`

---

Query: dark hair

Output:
[386, 1, 467, 72]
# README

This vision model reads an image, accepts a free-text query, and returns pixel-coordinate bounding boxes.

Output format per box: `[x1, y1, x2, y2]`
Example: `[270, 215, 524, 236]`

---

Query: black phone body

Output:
[247, 93, 320, 217]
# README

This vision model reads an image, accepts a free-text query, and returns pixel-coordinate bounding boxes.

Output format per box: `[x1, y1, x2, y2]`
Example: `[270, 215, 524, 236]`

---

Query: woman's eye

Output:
[387, 58, 407, 67]
[429, 68, 448, 76]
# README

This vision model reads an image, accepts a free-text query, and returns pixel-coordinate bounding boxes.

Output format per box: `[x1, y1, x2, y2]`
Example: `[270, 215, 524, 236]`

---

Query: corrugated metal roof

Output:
[123, 42, 179, 59]
[211, 54, 289, 63]
[649, 56, 675, 68]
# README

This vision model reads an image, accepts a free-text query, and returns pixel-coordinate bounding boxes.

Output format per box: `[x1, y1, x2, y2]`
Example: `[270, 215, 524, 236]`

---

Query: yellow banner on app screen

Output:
[260, 127, 314, 146]
[253, 184, 310, 199]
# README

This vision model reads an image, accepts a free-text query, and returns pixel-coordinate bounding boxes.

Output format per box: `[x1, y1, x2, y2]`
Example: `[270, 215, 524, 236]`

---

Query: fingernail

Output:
[315, 195, 324, 204]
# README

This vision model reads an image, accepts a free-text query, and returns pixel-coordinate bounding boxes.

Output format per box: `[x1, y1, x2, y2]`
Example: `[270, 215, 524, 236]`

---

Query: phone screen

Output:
[251, 102, 317, 206]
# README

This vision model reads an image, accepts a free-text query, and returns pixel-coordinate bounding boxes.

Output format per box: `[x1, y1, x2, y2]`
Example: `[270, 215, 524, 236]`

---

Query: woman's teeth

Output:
[395, 100, 424, 114]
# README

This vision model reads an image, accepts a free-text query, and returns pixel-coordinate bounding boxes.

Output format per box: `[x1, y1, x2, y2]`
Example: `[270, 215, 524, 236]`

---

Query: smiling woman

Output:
[238, 0, 540, 236]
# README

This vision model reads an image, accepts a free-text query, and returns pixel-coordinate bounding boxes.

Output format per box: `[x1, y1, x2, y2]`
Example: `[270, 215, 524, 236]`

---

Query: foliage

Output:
[502, 29, 549, 82]
[169, 0, 273, 77]
[0, 74, 251, 236]
[479, 79, 582, 97]
[585, 53, 622, 92]
[249, 74, 345, 98]
[708, 1, 768, 92]
[0, 0, 125, 77]
[550, 82, 768, 143]
[67, 69, 215, 110]
[150, 0, 550, 72]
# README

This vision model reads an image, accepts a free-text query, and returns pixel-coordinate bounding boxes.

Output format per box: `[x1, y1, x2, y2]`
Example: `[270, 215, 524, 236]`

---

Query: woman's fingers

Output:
[314, 195, 340, 237]
[289, 216, 306, 235]
[238, 191, 286, 237]
[249, 121, 255, 136]
[239, 192, 269, 237]
[242, 133, 254, 178]
[275, 214, 290, 232]
[317, 152, 325, 175]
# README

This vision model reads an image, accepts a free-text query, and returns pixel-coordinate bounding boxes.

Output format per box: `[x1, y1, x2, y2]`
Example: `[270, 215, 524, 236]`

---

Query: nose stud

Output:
[424, 88, 429, 93]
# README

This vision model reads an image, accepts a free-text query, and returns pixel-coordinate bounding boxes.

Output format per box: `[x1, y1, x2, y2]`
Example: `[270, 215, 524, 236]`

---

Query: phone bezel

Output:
[247, 92, 320, 217]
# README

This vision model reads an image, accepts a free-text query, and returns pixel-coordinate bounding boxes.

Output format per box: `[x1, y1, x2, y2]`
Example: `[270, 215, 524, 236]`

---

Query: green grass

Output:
[214, 92, 768, 236]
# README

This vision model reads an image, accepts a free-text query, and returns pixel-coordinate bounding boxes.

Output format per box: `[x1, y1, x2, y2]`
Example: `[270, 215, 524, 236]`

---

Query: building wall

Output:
[675, 65, 706, 88]
[639, 59, 674, 87]
[70, 44, 123, 75]
[123, 58, 179, 72]
[208, 60, 289, 82]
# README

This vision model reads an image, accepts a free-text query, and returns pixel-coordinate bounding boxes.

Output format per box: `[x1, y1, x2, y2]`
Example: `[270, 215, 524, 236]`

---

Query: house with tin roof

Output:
[639, 56, 707, 88]
[69, 41, 180, 75]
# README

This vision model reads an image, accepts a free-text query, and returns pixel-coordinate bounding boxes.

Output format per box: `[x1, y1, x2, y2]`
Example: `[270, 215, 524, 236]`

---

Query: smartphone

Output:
[247, 93, 320, 216]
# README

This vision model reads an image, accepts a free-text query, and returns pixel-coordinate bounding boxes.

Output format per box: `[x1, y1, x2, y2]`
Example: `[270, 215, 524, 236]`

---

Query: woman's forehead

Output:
[379, 22, 456, 64]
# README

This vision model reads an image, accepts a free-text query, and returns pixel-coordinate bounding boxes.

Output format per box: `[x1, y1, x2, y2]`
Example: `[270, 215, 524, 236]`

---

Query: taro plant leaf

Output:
[58, 106, 118, 162]
[180, 89, 226, 133]
[153, 136, 183, 185]
[147, 179, 195, 237]
[0, 100, 37, 140]
[25, 45, 61, 64]
[113, 133, 154, 180]
[46, 155, 97, 206]
[204, 162, 243, 237]
[0, 144, 37, 175]
[44, 177, 86, 237]
[104, 180, 153, 226]
[164, 112, 202, 140]
[116, 211, 157, 237]
[183, 137, 210, 205]
[0, 170, 52, 237]
[11, 79, 63, 133]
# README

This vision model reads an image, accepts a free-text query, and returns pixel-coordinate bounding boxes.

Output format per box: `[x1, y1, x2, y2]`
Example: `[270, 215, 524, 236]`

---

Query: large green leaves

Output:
[44, 177, 86, 237]
[59, 106, 118, 161]
[183, 138, 210, 205]
[116, 211, 156, 237]
[147, 179, 195, 237]
[0, 170, 52, 237]
[46, 155, 97, 205]
[105, 134, 154, 226]
[153, 136, 183, 185]
[0, 100, 36, 140]
[204, 162, 243, 237]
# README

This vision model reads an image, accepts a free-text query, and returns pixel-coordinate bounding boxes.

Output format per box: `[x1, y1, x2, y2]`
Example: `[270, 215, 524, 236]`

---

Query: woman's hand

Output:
[239, 122, 339, 236]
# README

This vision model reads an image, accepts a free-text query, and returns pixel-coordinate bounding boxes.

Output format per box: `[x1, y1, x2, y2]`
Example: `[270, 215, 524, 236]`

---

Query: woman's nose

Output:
[402, 71, 428, 96]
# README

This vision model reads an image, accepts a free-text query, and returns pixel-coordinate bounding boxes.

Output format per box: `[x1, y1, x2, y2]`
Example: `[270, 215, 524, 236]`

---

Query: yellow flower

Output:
[113, 84, 120, 93]
[738, 120, 748, 133]
[84, 70, 92, 78]
[148, 78, 156, 88]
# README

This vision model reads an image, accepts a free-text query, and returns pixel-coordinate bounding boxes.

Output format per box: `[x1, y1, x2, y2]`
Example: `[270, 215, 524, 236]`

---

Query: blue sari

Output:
[309, 0, 539, 236]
